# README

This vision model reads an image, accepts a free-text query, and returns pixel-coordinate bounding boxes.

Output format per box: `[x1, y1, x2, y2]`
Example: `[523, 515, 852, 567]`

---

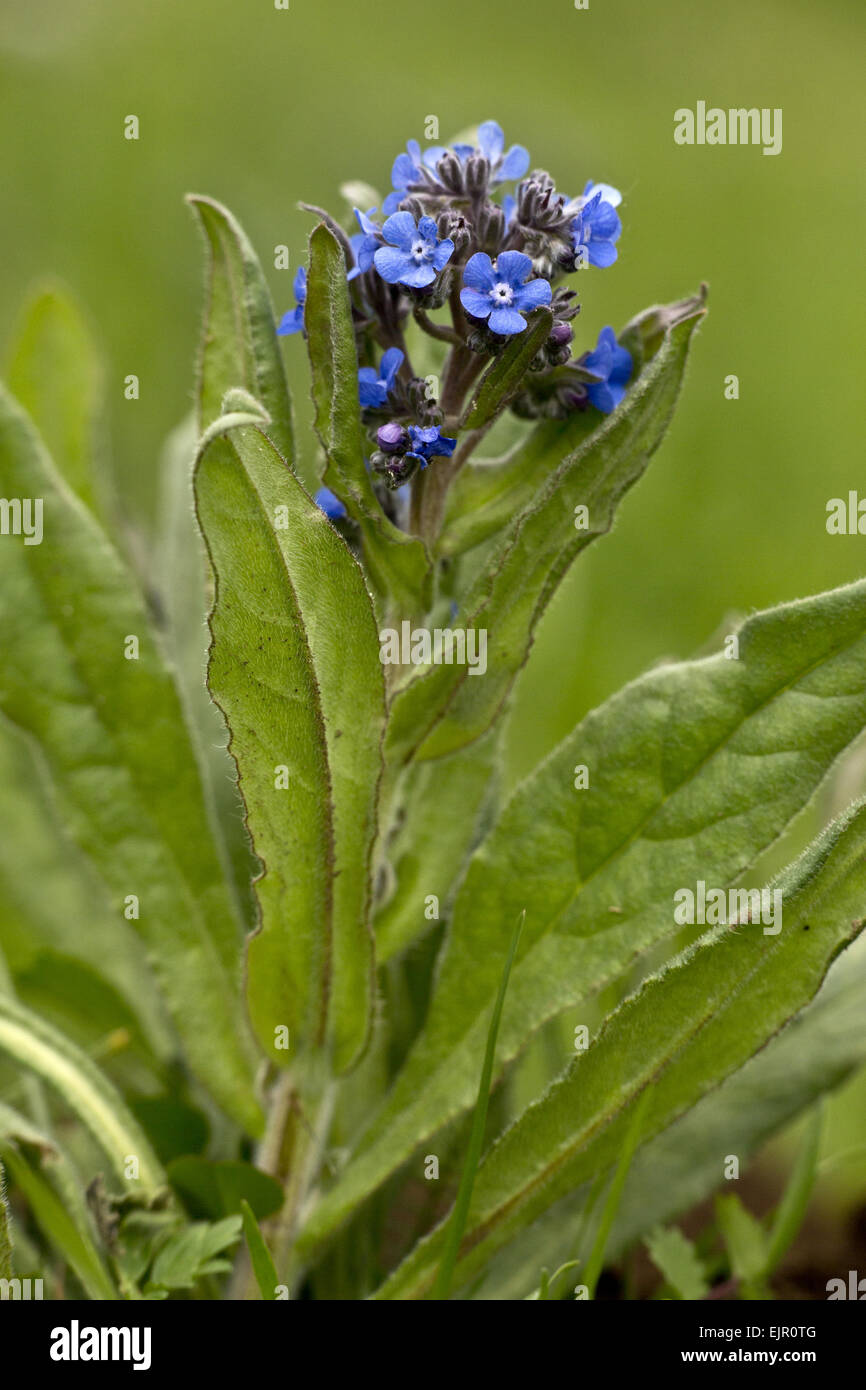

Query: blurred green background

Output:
[1, 0, 865, 1262]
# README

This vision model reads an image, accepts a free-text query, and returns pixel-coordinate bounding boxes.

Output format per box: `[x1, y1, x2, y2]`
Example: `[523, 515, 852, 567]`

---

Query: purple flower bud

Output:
[550, 322, 573, 347]
[377, 421, 409, 454]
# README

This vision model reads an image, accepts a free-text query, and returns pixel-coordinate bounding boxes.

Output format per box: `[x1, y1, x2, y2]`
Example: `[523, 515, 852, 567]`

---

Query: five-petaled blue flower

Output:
[315, 486, 347, 520]
[582, 326, 633, 413]
[277, 266, 306, 335]
[571, 181, 622, 268]
[374, 213, 455, 289]
[406, 425, 457, 468]
[460, 251, 552, 336]
[358, 348, 404, 408]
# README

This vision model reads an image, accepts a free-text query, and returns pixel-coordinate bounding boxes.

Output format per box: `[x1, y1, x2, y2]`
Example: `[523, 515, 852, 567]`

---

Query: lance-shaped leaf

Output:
[188, 194, 295, 462]
[6, 282, 108, 522]
[460, 308, 554, 431]
[373, 801, 866, 1297]
[387, 292, 706, 764]
[298, 578, 866, 1253]
[0, 385, 261, 1134]
[305, 223, 431, 613]
[193, 399, 385, 1073]
[0, 994, 164, 1193]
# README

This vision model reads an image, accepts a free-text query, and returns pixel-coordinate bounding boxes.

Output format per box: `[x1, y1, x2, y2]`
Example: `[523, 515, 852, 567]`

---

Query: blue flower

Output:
[582, 326, 633, 413]
[374, 212, 455, 289]
[406, 425, 457, 468]
[571, 181, 622, 268]
[426, 120, 529, 185]
[348, 207, 381, 280]
[358, 348, 404, 408]
[383, 140, 434, 214]
[315, 486, 347, 520]
[460, 250, 552, 336]
[277, 266, 306, 335]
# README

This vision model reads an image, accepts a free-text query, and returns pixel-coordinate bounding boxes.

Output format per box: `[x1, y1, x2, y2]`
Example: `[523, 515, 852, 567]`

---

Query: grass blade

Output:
[240, 1198, 281, 1300]
[582, 1088, 651, 1297]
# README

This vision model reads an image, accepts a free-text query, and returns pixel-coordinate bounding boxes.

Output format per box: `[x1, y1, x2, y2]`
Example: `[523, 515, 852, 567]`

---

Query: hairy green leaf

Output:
[194, 406, 384, 1073]
[387, 292, 706, 764]
[460, 309, 554, 431]
[305, 223, 431, 613]
[373, 801, 866, 1296]
[188, 194, 294, 460]
[0, 386, 262, 1132]
[0, 1158, 11, 1281]
[299, 579, 866, 1252]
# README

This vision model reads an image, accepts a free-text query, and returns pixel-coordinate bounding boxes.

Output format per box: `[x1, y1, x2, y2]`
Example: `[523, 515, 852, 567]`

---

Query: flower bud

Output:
[436, 152, 465, 194]
[377, 422, 408, 454]
[550, 321, 573, 348]
[465, 154, 490, 195]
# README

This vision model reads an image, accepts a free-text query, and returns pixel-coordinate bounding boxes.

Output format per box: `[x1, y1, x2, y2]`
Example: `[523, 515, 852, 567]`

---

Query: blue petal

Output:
[460, 287, 493, 319]
[382, 210, 417, 250]
[495, 250, 532, 286]
[610, 344, 633, 386]
[513, 276, 552, 311]
[383, 191, 403, 215]
[392, 151, 420, 189]
[431, 433, 457, 457]
[374, 245, 412, 283]
[502, 194, 517, 226]
[407, 139, 421, 163]
[276, 307, 304, 336]
[422, 145, 447, 170]
[397, 261, 436, 289]
[431, 238, 455, 272]
[380, 347, 404, 386]
[585, 181, 622, 208]
[488, 306, 527, 336]
[477, 120, 505, 163]
[587, 381, 616, 413]
[293, 266, 306, 301]
[417, 216, 439, 242]
[588, 241, 618, 268]
[587, 202, 621, 240]
[497, 145, 530, 181]
[358, 371, 387, 408]
[315, 486, 347, 520]
[354, 207, 379, 236]
[462, 252, 496, 291]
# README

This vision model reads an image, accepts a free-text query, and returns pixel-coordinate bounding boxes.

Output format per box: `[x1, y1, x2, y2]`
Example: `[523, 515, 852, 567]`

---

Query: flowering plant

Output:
[1, 119, 865, 1306]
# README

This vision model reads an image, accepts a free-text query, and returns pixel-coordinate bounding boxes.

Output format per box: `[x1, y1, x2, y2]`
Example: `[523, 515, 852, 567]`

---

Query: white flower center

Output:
[411, 239, 430, 262]
[491, 282, 513, 305]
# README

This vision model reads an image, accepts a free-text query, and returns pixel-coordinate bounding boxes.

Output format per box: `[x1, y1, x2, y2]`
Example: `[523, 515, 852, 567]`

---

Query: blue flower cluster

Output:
[279, 120, 634, 517]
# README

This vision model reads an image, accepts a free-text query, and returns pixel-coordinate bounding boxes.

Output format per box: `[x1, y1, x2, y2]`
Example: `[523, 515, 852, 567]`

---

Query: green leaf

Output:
[241, 1198, 280, 1300]
[0, 994, 164, 1193]
[193, 404, 384, 1073]
[305, 223, 431, 613]
[440, 410, 603, 561]
[301, 579, 866, 1253]
[0, 1159, 11, 1281]
[153, 413, 258, 931]
[0, 385, 262, 1133]
[187, 194, 294, 461]
[5, 281, 107, 520]
[432, 911, 523, 1300]
[526, 1260, 580, 1300]
[372, 801, 866, 1297]
[387, 291, 706, 764]
[1, 1145, 117, 1300]
[374, 725, 501, 964]
[167, 1157, 283, 1222]
[129, 1098, 209, 1167]
[148, 1215, 242, 1292]
[715, 1194, 768, 1287]
[645, 1226, 709, 1300]
[460, 309, 554, 431]
[473, 931, 866, 1298]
